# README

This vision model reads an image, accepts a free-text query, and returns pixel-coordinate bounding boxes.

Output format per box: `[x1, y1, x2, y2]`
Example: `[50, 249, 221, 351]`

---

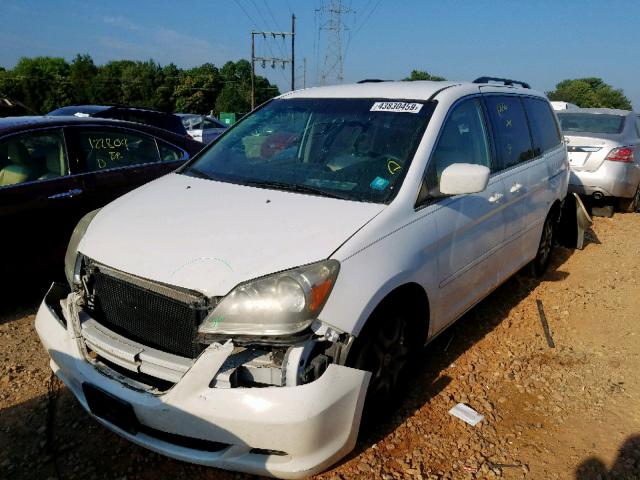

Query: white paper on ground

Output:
[448, 403, 484, 426]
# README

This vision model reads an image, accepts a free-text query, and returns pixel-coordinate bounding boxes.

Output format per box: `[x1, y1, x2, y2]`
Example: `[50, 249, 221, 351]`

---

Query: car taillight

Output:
[605, 146, 635, 163]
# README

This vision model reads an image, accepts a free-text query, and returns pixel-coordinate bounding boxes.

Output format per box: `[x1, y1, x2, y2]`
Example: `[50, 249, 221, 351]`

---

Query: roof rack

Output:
[473, 77, 531, 89]
[357, 79, 388, 84]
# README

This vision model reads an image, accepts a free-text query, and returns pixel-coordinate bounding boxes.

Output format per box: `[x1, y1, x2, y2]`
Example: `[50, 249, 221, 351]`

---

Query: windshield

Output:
[557, 112, 626, 135]
[181, 98, 435, 203]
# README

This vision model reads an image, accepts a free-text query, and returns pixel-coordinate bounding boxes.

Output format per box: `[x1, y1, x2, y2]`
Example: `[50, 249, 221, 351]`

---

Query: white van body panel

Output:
[78, 173, 384, 298]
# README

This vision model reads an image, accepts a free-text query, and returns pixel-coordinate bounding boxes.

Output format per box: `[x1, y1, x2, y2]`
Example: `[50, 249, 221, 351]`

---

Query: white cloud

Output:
[102, 16, 141, 31]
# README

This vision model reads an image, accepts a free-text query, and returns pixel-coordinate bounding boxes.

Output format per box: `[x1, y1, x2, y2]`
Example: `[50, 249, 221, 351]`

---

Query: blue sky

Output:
[2, 0, 640, 108]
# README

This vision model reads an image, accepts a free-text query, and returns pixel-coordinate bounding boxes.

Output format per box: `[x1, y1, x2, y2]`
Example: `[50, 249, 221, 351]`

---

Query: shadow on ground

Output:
[576, 435, 640, 479]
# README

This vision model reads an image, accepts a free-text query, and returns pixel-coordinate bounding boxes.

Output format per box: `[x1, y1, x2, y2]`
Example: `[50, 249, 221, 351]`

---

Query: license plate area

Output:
[568, 152, 589, 167]
[83, 383, 139, 435]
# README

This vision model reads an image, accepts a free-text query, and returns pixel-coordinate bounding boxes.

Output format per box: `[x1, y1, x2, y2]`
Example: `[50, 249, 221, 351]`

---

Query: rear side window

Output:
[523, 98, 561, 155]
[484, 96, 534, 171]
[158, 141, 187, 162]
[635, 117, 640, 137]
[75, 128, 160, 172]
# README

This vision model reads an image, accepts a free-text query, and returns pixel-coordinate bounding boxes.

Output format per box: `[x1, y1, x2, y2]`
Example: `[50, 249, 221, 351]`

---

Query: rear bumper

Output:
[569, 161, 640, 198]
[35, 284, 369, 479]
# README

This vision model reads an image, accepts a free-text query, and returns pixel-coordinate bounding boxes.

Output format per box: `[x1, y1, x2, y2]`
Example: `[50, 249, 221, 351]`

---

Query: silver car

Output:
[557, 108, 640, 211]
[177, 113, 227, 144]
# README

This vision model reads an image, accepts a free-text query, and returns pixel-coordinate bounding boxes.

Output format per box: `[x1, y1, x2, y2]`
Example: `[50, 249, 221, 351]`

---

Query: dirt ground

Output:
[1, 213, 639, 480]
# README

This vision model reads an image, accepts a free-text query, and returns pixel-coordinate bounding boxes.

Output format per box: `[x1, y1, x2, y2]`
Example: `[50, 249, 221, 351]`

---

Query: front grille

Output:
[88, 269, 207, 358]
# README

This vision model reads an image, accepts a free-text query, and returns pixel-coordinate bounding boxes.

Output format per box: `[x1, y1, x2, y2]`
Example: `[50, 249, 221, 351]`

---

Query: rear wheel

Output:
[529, 210, 556, 277]
[617, 185, 640, 213]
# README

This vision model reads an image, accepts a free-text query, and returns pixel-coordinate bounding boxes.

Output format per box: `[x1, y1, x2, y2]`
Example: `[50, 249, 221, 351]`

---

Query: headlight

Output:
[198, 259, 340, 337]
[64, 209, 100, 287]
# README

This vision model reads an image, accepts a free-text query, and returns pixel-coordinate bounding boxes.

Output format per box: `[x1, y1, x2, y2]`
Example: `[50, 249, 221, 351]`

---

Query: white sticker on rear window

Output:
[370, 102, 423, 113]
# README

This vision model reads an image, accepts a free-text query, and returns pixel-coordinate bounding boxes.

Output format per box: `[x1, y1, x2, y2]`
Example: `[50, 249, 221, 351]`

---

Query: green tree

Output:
[174, 63, 222, 113]
[547, 78, 632, 110]
[90, 60, 136, 105]
[119, 59, 162, 108]
[404, 70, 446, 81]
[69, 54, 97, 104]
[11, 56, 71, 113]
[215, 60, 279, 115]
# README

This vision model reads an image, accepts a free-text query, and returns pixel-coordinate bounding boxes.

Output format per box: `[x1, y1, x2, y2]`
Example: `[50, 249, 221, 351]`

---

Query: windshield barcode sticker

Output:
[370, 102, 423, 113]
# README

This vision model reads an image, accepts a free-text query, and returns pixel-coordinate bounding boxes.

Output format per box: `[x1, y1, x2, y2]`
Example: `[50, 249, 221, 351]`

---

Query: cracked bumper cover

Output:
[35, 284, 370, 479]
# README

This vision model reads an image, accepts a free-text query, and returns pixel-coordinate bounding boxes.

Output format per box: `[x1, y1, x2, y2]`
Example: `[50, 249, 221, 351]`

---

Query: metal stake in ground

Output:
[536, 299, 555, 348]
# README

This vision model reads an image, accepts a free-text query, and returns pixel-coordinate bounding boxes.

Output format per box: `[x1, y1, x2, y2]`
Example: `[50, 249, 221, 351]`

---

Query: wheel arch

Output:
[354, 282, 430, 345]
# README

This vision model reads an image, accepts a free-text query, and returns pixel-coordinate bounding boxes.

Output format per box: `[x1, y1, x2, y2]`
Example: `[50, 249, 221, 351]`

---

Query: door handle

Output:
[510, 182, 523, 193]
[48, 188, 83, 200]
[488, 192, 504, 203]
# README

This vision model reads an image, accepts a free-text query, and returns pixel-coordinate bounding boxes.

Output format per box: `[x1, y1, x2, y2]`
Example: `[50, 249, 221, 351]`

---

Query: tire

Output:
[617, 185, 640, 213]
[347, 306, 421, 413]
[529, 211, 556, 277]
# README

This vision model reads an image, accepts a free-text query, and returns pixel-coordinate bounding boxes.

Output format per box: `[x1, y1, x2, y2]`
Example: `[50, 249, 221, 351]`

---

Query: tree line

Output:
[405, 70, 632, 110]
[0, 58, 633, 117]
[0, 54, 280, 116]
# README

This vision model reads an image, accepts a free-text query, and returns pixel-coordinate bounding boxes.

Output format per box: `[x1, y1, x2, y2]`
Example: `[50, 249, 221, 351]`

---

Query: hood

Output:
[79, 173, 384, 297]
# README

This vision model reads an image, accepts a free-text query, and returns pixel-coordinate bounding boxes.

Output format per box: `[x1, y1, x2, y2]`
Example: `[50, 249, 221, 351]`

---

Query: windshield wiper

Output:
[243, 180, 351, 200]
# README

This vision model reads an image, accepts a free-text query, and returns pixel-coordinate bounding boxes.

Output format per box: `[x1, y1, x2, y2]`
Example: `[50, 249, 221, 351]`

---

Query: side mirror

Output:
[439, 163, 490, 195]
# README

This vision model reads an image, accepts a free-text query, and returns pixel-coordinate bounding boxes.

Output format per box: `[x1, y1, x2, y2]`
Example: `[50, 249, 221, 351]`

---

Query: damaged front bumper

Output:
[35, 283, 370, 479]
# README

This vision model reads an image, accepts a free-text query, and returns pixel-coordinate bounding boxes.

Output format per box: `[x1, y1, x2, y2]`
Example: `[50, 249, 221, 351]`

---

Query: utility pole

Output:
[303, 58, 307, 88]
[250, 13, 296, 110]
[291, 14, 296, 92]
[317, 0, 353, 85]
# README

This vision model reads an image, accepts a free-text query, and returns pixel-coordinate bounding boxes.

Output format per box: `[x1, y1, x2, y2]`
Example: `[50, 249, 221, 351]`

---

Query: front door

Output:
[418, 97, 507, 333]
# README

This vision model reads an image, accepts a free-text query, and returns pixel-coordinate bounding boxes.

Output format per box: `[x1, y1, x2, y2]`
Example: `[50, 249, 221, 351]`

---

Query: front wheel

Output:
[529, 211, 556, 277]
[347, 308, 421, 413]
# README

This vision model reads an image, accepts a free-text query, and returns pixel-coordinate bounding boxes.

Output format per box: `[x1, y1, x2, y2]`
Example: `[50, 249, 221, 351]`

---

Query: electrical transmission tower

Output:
[317, 0, 353, 85]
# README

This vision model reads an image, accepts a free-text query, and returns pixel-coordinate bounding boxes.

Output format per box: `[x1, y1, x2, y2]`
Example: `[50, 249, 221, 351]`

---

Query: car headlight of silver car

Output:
[64, 209, 100, 287]
[198, 259, 340, 337]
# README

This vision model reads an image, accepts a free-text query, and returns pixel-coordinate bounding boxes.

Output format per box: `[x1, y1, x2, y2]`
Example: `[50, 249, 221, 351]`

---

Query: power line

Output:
[250, 14, 296, 109]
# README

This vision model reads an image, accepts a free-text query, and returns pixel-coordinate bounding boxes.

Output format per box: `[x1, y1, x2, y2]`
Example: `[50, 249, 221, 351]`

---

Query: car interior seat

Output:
[38, 142, 66, 180]
[0, 141, 34, 186]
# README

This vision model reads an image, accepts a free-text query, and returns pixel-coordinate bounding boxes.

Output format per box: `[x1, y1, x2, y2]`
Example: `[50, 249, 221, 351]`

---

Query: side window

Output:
[425, 98, 491, 193]
[0, 129, 68, 187]
[158, 141, 187, 162]
[75, 129, 160, 172]
[484, 95, 534, 171]
[635, 117, 640, 138]
[523, 98, 561, 155]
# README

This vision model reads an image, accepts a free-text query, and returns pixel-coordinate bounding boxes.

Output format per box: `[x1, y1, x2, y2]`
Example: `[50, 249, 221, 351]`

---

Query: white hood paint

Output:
[79, 173, 384, 297]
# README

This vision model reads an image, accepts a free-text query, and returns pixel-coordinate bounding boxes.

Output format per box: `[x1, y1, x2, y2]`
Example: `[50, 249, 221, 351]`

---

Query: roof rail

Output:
[357, 79, 388, 84]
[473, 77, 531, 89]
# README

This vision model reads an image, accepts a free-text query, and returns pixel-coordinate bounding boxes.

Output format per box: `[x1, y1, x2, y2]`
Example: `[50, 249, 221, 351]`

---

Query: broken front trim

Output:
[35, 283, 371, 479]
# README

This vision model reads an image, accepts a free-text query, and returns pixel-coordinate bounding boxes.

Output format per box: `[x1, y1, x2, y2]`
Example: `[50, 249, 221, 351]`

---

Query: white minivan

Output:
[36, 78, 569, 479]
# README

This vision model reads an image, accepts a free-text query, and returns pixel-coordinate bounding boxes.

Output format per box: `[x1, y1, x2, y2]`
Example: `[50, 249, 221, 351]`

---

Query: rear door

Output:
[0, 127, 85, 275]
[66, 126, 181, 213]
[482, 95, 537, 277]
